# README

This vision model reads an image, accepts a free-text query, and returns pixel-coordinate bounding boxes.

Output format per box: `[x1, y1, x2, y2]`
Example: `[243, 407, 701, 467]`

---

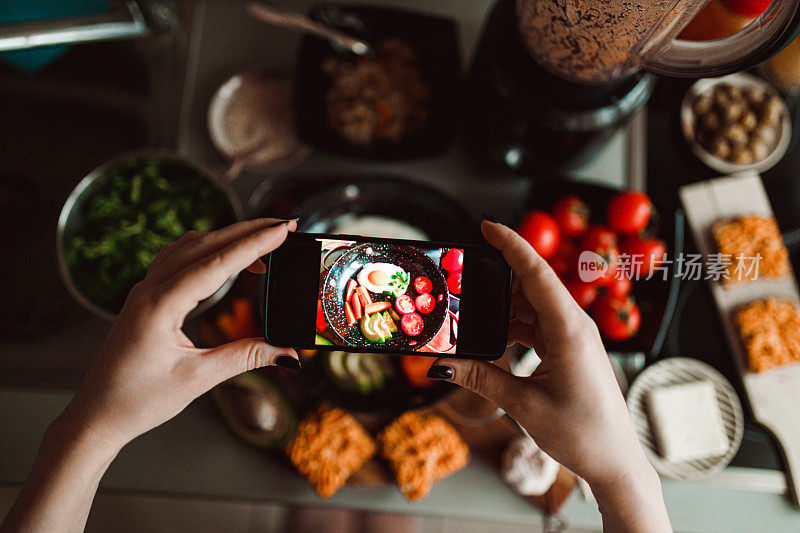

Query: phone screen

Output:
[265, 232, 511, 360]
[315, 237, 465, 353]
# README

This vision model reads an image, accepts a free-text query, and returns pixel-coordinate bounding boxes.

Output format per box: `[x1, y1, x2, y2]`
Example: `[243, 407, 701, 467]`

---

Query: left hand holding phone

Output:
[3, 218, 301, 532]
[64, 218, 301, 454]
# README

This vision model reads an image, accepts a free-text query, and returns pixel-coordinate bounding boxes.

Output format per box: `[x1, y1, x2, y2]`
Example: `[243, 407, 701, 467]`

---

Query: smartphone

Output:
[264, 232, 512, 360]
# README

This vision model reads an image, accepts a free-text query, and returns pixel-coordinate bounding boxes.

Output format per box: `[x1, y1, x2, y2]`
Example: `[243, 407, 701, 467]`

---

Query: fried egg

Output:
[357, 263, 407, 295]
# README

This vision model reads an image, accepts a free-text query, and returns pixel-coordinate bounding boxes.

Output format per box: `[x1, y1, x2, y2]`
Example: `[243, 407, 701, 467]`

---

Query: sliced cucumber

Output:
[211, 372, 296, 449]
[344, 353, 375, 394]
[326, 351, 365, 393]
[328, 350, 349, 379]
[360, 355, 386, 390]
[323, 351, 393, 395]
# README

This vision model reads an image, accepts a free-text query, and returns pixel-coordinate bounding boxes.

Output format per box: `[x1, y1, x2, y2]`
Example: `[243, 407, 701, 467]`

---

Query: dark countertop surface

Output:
[646, 75, 800, 471]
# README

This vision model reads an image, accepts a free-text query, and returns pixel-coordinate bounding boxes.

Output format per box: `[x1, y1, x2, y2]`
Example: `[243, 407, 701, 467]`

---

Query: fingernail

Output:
[481, 213, 501, 224]
[275, 355, 301, 371]
[268, 220, 291, 228]
[427, 364, 454, 380]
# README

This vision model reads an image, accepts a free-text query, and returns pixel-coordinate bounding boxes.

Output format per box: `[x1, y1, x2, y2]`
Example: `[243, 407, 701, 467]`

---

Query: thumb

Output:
[203, 338, 299, 383]
[428, 357, 533, 417]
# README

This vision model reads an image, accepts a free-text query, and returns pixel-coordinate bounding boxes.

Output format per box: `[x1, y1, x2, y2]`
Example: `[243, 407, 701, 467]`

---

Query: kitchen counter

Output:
[3, 386, 800, 532]
[4, 0, 800, 530]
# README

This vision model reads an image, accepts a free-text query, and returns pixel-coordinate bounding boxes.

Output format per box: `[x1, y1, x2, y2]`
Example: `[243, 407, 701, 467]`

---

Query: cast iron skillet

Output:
[321, 242, 449, 350]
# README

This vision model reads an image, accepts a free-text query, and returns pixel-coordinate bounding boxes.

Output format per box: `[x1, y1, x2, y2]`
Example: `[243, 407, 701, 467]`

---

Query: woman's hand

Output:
[428, 220, 671, 532]
[2, 218, 299, 532]
[67, 218, 300, 452]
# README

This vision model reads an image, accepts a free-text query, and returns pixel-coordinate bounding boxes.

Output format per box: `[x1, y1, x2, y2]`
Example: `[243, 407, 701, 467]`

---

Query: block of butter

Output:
[647, 380, 729, 463]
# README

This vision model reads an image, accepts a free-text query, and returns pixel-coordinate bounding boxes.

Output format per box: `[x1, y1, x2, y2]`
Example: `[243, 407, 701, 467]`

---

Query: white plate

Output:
[207, 69, 310, 174]
[627, 357, 744, 481]
[680, 72, 791, 175]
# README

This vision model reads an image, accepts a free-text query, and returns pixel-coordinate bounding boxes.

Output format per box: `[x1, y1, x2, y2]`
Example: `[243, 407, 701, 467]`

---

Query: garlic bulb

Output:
[501, 435, 559, 496]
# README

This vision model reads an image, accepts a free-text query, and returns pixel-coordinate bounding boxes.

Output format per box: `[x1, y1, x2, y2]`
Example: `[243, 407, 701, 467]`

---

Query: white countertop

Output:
[5, 0, 800, 529]
[2, 387, 800, 531]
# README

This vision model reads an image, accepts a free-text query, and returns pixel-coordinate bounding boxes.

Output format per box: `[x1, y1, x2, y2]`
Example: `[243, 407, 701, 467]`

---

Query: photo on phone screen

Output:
[315, 238, 463, 354]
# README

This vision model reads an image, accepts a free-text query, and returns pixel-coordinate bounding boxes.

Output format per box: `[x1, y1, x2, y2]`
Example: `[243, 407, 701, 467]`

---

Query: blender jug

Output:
[517, 0, 800, 84]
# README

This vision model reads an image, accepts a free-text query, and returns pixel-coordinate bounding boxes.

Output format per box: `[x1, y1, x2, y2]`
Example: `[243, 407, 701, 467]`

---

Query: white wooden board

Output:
[680, 171, 800, 506]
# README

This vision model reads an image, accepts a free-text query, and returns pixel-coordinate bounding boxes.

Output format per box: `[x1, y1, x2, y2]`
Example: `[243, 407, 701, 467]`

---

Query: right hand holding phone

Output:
[429, 220, 670, 532]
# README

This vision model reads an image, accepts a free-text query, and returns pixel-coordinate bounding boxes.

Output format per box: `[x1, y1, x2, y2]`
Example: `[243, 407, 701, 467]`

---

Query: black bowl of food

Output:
[295, 4, 460, 159]
[57, 151, 242, 319]
[513, 177, 684, 358]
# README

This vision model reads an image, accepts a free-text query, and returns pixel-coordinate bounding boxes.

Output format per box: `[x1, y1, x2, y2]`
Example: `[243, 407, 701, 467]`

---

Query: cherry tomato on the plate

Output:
[552, 195, 590, 237]
[395, 294, 416, 315]
[564, 279, 598, 309]
[447, 271, 462, 295]
[518, 211, 561, 260]
[580, 226, 619, 285]
[401, 312, 424, 336]
[620, 237, 667, 279]
[593, 296, 641, 341]
[549, 239, 579, 278]
[442, 248, 464, 273]
[600, 274, 632, 300]
[401, 356, 436, 388]
[415, 293, 435, 313]
[414, 276, 433, 294]
[606, 191, 652, 235]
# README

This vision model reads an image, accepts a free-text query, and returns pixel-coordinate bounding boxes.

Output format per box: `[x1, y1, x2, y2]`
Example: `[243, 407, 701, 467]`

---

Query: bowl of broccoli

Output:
[57, 150, 243, 320]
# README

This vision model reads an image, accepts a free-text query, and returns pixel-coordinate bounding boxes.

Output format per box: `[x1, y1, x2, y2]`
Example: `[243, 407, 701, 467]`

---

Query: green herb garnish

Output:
[383, 271, 411, 298]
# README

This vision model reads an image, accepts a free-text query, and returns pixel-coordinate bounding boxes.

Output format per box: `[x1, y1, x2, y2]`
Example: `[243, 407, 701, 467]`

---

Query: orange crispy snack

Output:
[378, 411, 469, 501]
[712, 215, 789, 283]
[735, 298, 800, 373]
[286, 406, 376, 498]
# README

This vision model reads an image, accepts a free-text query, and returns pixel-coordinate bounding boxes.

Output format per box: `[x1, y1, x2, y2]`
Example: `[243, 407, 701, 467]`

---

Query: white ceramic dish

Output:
[680, 72, 791, 175]
[627, 357, 744, 481]
[207, 69, 310, 174]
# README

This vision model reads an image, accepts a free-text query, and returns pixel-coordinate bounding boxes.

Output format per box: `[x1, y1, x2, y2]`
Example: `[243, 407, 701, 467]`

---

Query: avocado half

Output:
[211, 372, 297, 449]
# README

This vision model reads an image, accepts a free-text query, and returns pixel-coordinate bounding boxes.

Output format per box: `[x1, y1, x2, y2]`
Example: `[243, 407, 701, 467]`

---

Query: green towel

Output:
[0, 0, 110, 73]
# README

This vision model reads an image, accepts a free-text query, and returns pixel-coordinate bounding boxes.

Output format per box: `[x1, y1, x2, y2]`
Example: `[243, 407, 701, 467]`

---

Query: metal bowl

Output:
[56, 149, 244, 321]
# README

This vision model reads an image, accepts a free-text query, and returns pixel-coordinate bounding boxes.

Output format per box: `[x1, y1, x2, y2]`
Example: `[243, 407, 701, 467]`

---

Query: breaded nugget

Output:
[286, 406, 376, 498]
[378, 411, 469, 501]
[735, 298, 800, 373]
[712, 215, 788, 283]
